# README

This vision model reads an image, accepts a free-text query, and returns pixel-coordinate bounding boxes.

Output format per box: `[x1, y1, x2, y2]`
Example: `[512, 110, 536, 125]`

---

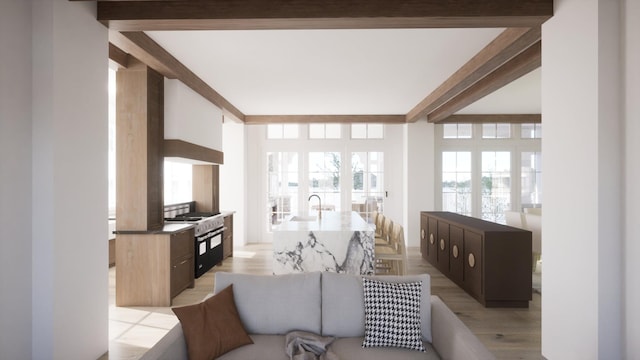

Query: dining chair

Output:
[374, 222, 406, 275]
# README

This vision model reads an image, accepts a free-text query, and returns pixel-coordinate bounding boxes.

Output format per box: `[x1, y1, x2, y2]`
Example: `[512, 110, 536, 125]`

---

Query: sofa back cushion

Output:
[321, 272, 432, 343]
[214, 272, 322, 335]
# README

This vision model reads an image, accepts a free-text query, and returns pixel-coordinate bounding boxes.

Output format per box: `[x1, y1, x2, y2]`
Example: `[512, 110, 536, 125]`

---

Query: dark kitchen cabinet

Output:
[420, 211, 532, 308]
[449, 225, 464, 287]
[425, 217, 438, 265]
[170, 229, 195, 299]
[463, 230, 483, 299]
[420, 214, 428, 258]
[223, 214, 234, 259]
[436, 220, 450, 274]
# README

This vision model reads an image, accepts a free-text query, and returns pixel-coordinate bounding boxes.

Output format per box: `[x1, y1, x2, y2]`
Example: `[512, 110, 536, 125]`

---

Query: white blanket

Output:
[285, 330, 339, 360]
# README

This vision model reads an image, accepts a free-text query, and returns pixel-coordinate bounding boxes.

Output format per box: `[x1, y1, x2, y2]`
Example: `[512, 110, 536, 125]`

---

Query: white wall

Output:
[542, 0, 624, 358]
[405, 120, 436, 247]
[31, 1, 109, 358]
[624, 0, 640, 357]
[220, 121, 246, 245]
[245, 125, 265, 243]
[165, 78, 223, 151]
[0, 1, 33, 358]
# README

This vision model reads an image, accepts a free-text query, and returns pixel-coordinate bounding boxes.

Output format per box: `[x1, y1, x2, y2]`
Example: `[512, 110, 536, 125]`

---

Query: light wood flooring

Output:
[102, 244, 541, 360]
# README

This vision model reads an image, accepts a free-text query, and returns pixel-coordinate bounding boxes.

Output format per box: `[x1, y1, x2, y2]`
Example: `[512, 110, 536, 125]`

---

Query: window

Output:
[164, 161, 192, 204]
[442, 152, 472, 216]
[267, 152, 299, 229]
[521, 123, 542, 139]
[309, 123, 341, 139]
[437, 123, 541, 223]
[521, 151, 542, 208]
[267, 124, 299, 139]
[351, 123, 384, 139]
[443, 123, 472, 139]
[482, 123, 511, 139]
[351, 152, 384, 222]
[481, 151, 511, 223]
[309, 152, 341, 212]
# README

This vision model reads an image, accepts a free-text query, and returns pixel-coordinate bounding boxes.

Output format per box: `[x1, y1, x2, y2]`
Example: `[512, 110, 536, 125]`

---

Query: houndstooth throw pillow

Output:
[362, 278, 425, 351]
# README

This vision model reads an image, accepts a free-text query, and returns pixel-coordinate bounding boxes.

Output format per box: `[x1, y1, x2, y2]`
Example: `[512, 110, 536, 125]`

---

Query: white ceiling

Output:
[147, 28, 541, 116]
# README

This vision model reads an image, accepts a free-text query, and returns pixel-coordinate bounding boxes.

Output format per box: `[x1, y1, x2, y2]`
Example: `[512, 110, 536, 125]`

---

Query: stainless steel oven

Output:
[164, 204, 224, 278]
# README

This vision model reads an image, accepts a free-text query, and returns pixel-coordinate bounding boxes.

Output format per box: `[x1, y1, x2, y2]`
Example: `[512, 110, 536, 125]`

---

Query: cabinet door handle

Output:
[421, 229, 425, 240]
[468, 253, 476, 268]
[429, 233, 435, 245]
[173, 259, 189, 269]
[440, 239, 446, 251]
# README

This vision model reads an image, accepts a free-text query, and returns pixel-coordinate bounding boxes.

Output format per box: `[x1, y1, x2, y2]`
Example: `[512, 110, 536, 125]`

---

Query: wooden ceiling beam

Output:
[427, 40, 541, 123]
[109, 31, 246, 122]
[406, 27, 540, 123]
[440, 114, 541, 124]
[109, 30, 176, 78]
[244, 115, 406, 125]
[108, 43, 130, 68]
[97, 0, 553, 31]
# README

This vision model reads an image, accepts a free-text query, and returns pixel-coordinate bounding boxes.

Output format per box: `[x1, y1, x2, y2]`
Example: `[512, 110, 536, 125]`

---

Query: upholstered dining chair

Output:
[524, 212, 542, 272]
[374, 215, 392, 246]
[504, 210, 526, 229]
[374, 222, 406, 275]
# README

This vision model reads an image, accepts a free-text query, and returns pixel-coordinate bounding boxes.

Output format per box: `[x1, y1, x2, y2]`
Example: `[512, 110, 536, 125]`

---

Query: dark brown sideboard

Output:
[420, 211, 532, 308]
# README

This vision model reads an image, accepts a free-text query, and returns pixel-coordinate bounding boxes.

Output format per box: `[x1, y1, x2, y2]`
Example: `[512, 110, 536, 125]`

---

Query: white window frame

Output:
[351, 123, 384, 139]
[435, 123, 542, 221]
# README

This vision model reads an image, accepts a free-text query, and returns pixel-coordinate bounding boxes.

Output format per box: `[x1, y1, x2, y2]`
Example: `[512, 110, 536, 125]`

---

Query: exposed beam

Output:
[109, 30, 176, 78]
[406, 27, 540, 123]
[97, 0, 553, 31]
[164, 140, 224, 165]
[428, 40, 541, 123]
[109, 31, 246, 122]
[244, 115, 406, 125]
[108, 42, 130, 68]
[440, 114, 541, 124]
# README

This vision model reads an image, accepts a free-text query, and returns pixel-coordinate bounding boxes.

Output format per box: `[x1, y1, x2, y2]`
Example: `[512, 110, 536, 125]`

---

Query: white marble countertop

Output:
[274, 211, 374, 232]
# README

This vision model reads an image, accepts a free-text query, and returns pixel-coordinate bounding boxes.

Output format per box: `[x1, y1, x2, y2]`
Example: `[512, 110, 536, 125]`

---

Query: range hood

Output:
[164, 139, 224, 165]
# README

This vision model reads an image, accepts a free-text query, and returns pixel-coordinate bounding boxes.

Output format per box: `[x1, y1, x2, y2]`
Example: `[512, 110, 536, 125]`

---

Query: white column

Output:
[542, 0, 624, 358]
[624, 0, 640, 357]
[405, 120, 436, 247]
[0, 1, 33, 359]
[31, 1, 109, 358]
[221, 121, 247, 245]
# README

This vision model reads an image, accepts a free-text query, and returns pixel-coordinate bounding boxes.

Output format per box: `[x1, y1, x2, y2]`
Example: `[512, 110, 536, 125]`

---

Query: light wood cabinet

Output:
[421, 211, 532, 308]
[223, 214, 233, 259]
[193, 165, 220, 214]
[115, 227, 194, 307]
[116, 60, 164, 231]
[108, 239, 116, 267]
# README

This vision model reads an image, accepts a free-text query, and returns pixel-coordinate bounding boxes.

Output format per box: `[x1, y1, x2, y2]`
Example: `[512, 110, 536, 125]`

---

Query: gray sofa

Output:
[141, 272, 495, 360]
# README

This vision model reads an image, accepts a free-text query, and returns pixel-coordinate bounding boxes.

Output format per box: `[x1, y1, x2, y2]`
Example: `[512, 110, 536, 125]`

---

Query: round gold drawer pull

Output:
[421, 229, 425, 240]
[440, 239, 445, 250]
[452, 244, 459, 258]
[468, 253, 476, 268]
[429, 233, 435, 245]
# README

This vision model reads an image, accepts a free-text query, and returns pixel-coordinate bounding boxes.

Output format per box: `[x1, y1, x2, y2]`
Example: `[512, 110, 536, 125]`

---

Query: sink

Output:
[289, 215, 317, 222]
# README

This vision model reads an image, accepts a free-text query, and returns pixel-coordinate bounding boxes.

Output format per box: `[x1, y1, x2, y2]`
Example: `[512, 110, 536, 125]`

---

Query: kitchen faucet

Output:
[308, 194, 322, 219]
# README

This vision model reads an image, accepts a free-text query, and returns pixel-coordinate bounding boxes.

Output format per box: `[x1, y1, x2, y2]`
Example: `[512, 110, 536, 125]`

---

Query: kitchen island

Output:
[272, 211, 375, 275]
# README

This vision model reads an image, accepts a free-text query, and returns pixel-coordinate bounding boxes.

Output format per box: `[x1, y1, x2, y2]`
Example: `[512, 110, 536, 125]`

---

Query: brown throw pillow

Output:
[172, 284, 253, 360]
